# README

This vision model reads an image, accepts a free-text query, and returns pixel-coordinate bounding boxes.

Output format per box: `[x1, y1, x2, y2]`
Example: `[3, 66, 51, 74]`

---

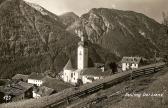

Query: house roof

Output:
[64, 59, 74, 70]
[17, 81, 34, 90]
[81, 68, 111, 77]
[0, 81, 33, 96]
[34, 86, 55, 97]
[12, 74, 29, 82]
[94, 63, 105, 68]
[121, 57, 142, 64]
[28, 72, 45, 80]
[42, 76, 72, 92]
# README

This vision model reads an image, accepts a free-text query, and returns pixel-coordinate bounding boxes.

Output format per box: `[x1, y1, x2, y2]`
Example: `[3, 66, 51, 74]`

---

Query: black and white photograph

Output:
[0, 0, 168, 108]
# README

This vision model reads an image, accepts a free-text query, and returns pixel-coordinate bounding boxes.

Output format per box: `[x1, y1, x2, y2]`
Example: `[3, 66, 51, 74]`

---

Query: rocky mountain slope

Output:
[59, 12, 79, 28]
[0, 0, 117, 78]
[0, 0, 68, 56]
[67, 8, 168, 58]
[0, 0, 167, 78]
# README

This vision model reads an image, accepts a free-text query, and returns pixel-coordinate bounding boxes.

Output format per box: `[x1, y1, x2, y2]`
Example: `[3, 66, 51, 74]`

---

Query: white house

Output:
[121, 57, 142, 71]
[28, 73, 45, 86]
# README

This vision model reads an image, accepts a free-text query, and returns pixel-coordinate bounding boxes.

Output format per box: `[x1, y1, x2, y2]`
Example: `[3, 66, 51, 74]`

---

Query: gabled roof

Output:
[81, 68, 111, 77]
[28, 72, 45, 80]
[121, 57, 142, 64]
[34, 86, 55, 97]
[12, 74, 29, 82]
[94, 63, 104, 68]
[0, 81, 33, 96]
[17, 81, 34, 90]
[42, 76, 72, 91]
[64, 59, 74, 70]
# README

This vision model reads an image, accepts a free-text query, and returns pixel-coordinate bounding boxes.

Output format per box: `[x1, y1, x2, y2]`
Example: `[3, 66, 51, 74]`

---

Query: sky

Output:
[25, 0, 168, 23]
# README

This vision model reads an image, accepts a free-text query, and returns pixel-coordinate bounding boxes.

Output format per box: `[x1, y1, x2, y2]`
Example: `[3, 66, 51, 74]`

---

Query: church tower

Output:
[76, 29, 88, 70]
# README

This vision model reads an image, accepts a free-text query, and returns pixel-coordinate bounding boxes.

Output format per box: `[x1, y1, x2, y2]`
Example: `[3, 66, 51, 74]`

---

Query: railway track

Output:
[67, 86, 134, 108]
[44, 62, 165, 108]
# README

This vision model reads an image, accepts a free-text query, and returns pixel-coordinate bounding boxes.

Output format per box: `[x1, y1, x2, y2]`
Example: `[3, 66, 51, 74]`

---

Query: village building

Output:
[94, 63, 105, 72]
[62, 30, 109, 85]
[63, 59, 76, 83]
[0, 81, 33, 102]
[12, 74, 29, 82]
[121, 57, 143, 71]
[28, 72, 45, 86]
[81, 68, 111, 84]
[32, 86, 55, 99]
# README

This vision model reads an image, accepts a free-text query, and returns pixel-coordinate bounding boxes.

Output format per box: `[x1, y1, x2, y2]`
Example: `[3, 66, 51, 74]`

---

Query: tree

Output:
[75, 79, 83, 87]
[47, 40, 63, 72]
[46, 31, 77, 74]
[109, 62, 118, 74]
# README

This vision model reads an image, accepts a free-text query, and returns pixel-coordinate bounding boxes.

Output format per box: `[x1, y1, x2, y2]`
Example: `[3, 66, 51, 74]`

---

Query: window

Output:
[79, 51, 82, 55]
[71, 73, 73, 78]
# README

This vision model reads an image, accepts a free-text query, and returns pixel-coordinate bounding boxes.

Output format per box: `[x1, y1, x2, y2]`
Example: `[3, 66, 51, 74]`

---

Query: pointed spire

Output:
[64, 59, 74, 70]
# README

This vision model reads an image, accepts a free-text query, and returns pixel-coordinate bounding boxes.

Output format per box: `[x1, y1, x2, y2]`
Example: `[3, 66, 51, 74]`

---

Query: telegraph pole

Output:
[154, 50, 157, 64]
[154, 50, 157, 72]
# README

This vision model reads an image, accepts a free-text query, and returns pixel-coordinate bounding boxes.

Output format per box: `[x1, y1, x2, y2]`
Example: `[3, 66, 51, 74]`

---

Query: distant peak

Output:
[60, 12, 79, 17]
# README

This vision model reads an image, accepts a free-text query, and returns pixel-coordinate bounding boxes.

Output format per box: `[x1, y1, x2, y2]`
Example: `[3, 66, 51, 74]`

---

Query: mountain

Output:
[67, 8, 168, 58]
[0, 0, 117, 78]
[0, 0, 68, 56]
[0, 0, 72, 78]
[59, 12, 79, 28]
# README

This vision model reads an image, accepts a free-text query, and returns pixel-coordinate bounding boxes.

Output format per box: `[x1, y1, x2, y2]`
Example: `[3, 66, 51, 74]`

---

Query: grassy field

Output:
[67, 66, 168, 108]
[110, 67, 168, 108]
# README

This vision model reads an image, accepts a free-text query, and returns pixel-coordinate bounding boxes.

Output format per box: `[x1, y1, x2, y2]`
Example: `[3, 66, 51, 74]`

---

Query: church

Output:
[61, 29, 110, 85]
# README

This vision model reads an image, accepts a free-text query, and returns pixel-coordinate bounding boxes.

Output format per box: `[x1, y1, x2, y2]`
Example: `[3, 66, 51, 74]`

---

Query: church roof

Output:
[64, 59, 74, 70]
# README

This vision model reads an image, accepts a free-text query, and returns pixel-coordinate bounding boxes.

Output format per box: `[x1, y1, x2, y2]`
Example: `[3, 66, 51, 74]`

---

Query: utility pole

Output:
[154, 50, 157, 72]
[154, 50, 157, 63]
[0, 25, 2, 40]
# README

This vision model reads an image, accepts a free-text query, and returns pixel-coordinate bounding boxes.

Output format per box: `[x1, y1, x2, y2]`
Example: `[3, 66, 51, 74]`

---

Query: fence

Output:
[0, 62, 165, 108]
[45, 62, 165, 108]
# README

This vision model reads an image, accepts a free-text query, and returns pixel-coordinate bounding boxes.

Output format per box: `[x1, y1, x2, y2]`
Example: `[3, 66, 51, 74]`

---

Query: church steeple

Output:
[76, 29, 88, 70]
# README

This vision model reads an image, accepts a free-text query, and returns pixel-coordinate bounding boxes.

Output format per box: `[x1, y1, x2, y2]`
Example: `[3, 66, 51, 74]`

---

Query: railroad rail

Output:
[44, 62, 165, 108]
